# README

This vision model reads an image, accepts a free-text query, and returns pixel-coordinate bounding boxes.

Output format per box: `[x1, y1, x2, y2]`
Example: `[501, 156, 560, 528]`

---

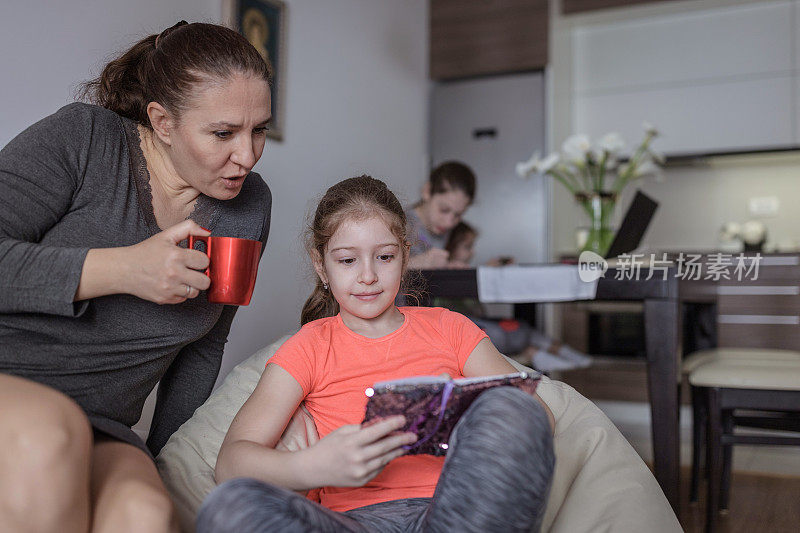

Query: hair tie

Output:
[155, 20, 188, 49]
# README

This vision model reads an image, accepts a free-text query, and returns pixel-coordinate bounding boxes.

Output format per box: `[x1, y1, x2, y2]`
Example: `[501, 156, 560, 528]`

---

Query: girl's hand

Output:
[301, 415, 417, 487]
[120, 220, 212, 304]
[276, 403, 319, 452]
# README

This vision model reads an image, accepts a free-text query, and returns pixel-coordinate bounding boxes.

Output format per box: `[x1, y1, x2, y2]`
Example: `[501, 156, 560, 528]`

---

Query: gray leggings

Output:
[197, 387, 555, 533]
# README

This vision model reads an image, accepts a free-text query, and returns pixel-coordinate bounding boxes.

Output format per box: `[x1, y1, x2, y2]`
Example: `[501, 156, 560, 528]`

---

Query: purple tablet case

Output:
[362, 372, 541, 456]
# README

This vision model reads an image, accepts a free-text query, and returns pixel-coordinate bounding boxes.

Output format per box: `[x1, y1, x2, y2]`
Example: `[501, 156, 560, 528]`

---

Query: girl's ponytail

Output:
[300, 280, 340, 326]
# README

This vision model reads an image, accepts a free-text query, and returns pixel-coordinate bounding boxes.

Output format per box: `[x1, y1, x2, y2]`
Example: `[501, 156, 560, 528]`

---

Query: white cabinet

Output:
[572, 1, 799, 155]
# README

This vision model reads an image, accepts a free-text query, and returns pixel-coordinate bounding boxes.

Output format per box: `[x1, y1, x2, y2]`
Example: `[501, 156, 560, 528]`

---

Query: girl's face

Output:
[316, 215, 405, 324]
[420, 188, 471, 236]
[165, 73, 271, 200]
[450, 234, 476, 264]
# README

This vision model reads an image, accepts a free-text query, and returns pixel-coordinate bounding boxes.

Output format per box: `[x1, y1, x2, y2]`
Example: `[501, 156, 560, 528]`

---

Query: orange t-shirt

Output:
[268, 306, 488, 513]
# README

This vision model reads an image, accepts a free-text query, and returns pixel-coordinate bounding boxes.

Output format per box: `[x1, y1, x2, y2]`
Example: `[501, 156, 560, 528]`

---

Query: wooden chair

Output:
[685, 350, 800, 532]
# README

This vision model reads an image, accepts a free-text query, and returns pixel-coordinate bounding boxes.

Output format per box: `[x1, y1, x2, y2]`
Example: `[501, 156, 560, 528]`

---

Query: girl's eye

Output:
[338, 258, 356, 265]
[213, 130, 232, 139]
[253, 127, 268, 136]
[379, 254, 395, 262]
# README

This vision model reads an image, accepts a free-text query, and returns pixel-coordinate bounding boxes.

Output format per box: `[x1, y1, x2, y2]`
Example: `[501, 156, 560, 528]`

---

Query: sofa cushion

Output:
[157, 334, 681, 532]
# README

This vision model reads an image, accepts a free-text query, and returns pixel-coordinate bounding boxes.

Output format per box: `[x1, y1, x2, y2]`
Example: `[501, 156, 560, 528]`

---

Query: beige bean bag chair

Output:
[156, 334, 681, 532]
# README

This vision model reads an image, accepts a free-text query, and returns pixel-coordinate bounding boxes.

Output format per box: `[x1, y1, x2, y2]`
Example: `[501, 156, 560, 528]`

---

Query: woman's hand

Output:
[276, 404, 319, 452]
[120, 220, 212, 304]
[485, 256, 515, 267]
[446, 260, 471, 269]
[408, 248, 449, 270]
[299, 415, 417, 488]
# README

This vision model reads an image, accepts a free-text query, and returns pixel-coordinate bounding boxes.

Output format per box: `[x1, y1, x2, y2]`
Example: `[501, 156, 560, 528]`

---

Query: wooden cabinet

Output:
[562, 0, 681, 15]
[430, 0, 549, 80]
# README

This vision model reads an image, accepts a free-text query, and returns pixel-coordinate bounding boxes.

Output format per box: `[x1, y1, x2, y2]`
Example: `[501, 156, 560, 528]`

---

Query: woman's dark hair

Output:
[428, 161, 477, 203]
[80, 21, 272, 126]
[301, 176, 415, 325]
[445, 221, 478, 256]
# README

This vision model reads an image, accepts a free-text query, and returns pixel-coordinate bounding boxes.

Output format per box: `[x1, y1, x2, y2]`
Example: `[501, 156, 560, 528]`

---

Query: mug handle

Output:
[188, 235, 211, 276]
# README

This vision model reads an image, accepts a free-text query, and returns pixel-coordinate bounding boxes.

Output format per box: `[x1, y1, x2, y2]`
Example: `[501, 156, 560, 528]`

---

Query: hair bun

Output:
[155, 20, 188, 49]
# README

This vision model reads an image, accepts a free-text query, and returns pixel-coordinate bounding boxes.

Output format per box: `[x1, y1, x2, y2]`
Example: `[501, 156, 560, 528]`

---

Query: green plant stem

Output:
[612, 133, 654, 193]
[597, 152, 608, 192]
[549, 168, 582, 193]
[549, 172, 578, 195]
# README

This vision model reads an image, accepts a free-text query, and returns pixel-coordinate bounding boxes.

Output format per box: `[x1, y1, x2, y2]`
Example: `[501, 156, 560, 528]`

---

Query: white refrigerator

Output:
[430, 72, 548, 265]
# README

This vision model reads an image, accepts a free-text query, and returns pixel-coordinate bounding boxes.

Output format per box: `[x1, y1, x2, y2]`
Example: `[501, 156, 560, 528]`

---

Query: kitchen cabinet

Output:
[571, 0, 800, 156]
[430, 0, 548, 80]
[562, 0, 681, 15]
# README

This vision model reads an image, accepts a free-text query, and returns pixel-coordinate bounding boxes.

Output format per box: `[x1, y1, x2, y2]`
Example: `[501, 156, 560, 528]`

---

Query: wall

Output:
[548, 0, 800, 258]
[0, 0, 429, 432]
[0, 0, 222, 147]
[219, 0, 428, 382]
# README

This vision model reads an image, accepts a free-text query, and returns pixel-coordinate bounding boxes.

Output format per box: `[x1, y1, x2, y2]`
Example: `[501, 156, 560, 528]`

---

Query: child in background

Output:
[198, 176, 555, 533]
[445, 221, 478, 266]
[406, 161, 476, 269]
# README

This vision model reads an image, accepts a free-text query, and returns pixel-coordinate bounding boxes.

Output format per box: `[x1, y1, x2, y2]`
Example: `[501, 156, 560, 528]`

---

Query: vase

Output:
[575, 191, 616, 257]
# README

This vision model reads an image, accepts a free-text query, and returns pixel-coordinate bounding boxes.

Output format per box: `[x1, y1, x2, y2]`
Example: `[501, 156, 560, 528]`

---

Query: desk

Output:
[416, 266, 716, 515]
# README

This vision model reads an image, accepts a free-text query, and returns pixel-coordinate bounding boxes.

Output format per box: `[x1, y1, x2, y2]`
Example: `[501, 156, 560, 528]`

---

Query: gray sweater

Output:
[405, 206, 448, 257]
[0, 103, 271, 456]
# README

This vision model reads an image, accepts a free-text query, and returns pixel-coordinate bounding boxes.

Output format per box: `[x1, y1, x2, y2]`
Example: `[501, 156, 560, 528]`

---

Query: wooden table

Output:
[416, 266, 717, 515]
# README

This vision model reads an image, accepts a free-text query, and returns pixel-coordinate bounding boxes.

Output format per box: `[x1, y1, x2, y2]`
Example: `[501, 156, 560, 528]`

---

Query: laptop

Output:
[604, 190, 659, 259]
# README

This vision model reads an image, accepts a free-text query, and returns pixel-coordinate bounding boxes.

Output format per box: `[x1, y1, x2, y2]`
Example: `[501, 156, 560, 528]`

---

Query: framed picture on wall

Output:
[226, 0, 287, 141]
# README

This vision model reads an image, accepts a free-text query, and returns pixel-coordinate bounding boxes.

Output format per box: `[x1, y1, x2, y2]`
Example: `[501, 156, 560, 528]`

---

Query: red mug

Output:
[188, 235, 262, 305]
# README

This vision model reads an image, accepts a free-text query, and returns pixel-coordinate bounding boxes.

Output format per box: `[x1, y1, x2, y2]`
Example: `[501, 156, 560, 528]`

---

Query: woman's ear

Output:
[146, 102, 174, 146]
[421, 182, 431, 203]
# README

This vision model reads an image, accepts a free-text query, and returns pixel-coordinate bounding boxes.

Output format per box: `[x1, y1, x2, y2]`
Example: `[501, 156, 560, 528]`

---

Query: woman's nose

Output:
[231, 137, 257, 169]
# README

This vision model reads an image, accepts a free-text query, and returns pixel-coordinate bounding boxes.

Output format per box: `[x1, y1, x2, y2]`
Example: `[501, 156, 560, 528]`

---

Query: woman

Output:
[406, 161, 476, 270]
[0, 22, 272, 532]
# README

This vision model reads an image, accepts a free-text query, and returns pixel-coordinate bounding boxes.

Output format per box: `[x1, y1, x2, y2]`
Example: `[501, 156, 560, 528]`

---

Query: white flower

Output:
[537, 152, 560, 173]
[562, 134, 591, 162]
[720, 222, 741, 241]
[643, 121, 659, 137]
[516, 160, 535, 178]
[516, 151, 560, 177]
[516, 151, 540, 178]
[633, 159, 659, 177]
[741, 220, 767, 245]
[649, 147, 666, 164]
[597, 132, 625, 154]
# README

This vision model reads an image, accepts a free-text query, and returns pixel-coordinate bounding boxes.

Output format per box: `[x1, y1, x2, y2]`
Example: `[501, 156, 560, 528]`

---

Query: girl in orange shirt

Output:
[199, 176, 555, 533]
